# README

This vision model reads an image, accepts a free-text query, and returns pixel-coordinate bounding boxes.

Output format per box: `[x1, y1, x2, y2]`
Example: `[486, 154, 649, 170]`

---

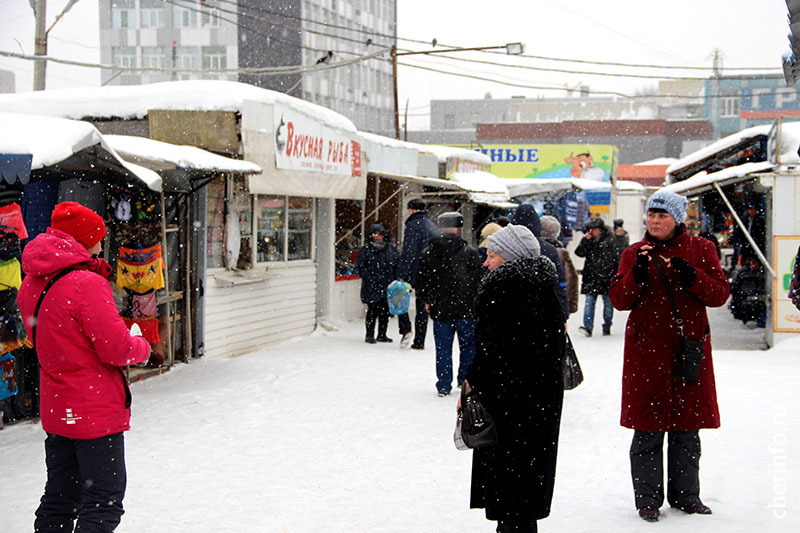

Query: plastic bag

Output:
[387, 280, 412, 315]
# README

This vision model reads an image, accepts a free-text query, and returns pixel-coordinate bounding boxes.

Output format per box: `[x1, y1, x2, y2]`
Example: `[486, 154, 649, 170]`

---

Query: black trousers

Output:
[497, 519, 538, 533]
[34, 432, 127, 533]
[365, 300, 390, 339]
[397, 296, 429, 346]
[630, 430, 701, 510]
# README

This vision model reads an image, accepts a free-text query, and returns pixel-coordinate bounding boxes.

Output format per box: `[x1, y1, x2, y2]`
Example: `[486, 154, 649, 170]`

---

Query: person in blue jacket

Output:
[355, 223, 399, 343]
[510, 204, 570, 318]
[395, 199, 440, 349]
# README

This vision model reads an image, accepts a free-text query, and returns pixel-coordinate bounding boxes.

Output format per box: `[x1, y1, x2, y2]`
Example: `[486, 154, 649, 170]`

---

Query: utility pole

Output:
[33, 0, 47, 91]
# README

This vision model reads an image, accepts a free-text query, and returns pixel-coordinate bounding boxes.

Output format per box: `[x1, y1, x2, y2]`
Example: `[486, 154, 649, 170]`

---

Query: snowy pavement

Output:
[1, 303, 798, 532]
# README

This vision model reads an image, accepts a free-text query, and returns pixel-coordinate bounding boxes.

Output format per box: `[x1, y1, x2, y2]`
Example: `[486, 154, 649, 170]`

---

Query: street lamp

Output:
[391, 43, 525, 139]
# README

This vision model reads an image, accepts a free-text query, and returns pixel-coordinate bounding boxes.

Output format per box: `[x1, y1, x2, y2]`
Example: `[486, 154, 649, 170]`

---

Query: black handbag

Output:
[562, 333, 584, 390]
[454, 387, 497, 450]
[653, 258, 705, 382]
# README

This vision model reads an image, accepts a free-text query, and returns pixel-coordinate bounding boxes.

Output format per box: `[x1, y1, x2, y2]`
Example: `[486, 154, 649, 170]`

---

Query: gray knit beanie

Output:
[487, 224, 540, 261]
[539, 215, 561, 240]
[646, 189, 688, 225]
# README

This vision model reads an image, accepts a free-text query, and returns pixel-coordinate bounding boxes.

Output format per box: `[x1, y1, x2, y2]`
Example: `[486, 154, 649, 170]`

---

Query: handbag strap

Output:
[32, 268, 75, 347]
[652, 257, 685, 335]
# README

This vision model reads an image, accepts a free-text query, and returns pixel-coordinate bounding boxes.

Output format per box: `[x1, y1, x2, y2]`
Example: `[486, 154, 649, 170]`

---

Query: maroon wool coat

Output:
[609, 227, 729, 432]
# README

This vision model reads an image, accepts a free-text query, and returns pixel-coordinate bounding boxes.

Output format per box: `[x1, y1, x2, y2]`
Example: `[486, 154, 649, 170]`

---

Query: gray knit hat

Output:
[539, 215, 561, 240]
[487, 224, 540, 261]
[646, 189, 688, 225]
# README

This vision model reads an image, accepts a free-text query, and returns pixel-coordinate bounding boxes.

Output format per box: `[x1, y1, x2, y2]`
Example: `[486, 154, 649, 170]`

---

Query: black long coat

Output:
[416, 233, 483, 320]
[355, 240, 399, 304]
[465, 255, 565, 521]
[574, 228, 618, 295]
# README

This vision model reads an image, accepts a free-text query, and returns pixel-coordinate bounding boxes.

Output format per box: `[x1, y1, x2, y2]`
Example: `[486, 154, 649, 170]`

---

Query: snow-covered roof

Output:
[666, 123, 800, 178]
[634, 157, 677, 166]
[105, 135, 262, 174]
[0, 112, 162, 190]
[449, 171, 513, 207]
[417, 143, 491, 165]
[502, 177, 612, 198]
[615, 180, 646, 192]
[0, 80, 357, 133]
[661, 161, 775, 196]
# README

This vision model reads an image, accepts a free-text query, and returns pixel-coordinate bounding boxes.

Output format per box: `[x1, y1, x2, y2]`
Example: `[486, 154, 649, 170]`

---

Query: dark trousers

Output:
[630, 430, 701, 510]
[365, 300, 390, 339]
[397, 296, 429, 346]
[35, 432, 127, 533]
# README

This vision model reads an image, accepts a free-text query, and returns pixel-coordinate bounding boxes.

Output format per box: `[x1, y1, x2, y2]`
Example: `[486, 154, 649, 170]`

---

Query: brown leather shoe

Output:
[675, 502, 712, 515]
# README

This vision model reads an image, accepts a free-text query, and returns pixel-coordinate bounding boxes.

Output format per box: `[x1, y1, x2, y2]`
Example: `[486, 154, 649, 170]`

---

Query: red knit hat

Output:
[51, 201, 107, 248]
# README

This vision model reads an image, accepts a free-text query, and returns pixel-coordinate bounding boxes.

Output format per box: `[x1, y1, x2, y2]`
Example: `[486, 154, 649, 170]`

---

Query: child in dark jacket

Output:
[355, 223, 399, 343]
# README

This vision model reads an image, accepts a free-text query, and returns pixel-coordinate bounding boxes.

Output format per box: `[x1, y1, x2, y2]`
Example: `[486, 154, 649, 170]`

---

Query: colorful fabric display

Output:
[131, 291, 158, 318]
[122, 316, 160, 344]
[116, 244, 165, 293]
[0, 258, 21, 290]
[0, 202, 28, 240]
[0, 352, 17, 401]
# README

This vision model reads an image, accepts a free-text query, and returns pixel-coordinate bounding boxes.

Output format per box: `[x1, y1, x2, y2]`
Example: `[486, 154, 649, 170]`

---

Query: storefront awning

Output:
[0, 112, 162, 191]
[373, 171, 516, 209]
[502, 177, 612, 197]
[660, 161, 775, 197]
[104, 135, 263, 174]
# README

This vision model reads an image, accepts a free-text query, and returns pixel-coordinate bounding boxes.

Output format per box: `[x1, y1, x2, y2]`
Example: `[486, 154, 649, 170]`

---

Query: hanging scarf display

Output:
[0, 258, 21, 290]
[130, 290, 158, 318]
[0, 352, 17, 401]
[121, 316, 160, 344]
[116, 244, 165, 294]
[0, 202, 28, 240]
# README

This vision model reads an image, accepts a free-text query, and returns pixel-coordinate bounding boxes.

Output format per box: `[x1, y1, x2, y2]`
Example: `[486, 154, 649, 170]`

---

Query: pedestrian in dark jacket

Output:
[609, 190, 729, 522]
[575, 218, 618, 337]
[611, 218, 630, 258]
[462, 224, 565, 533]
[416, 212, 483, 396]
[18, 202, 151, 532]
[395, 198, 440, 349]
[355, 223, 399, 343]
[540, 215, 579, 315]
[510, 204, 570, 318]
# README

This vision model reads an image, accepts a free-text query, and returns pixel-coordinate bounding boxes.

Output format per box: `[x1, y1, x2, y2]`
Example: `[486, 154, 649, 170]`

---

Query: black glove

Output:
[632, 248, 650, 285]
[671, 256, 696, 287]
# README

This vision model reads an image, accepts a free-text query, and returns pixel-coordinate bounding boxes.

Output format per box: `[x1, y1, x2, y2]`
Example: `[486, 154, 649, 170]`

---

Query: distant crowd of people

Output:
[353, 189, 729, 531]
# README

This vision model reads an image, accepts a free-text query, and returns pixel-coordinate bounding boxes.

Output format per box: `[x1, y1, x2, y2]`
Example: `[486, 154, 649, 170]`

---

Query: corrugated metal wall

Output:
[203, 263, 317, 358]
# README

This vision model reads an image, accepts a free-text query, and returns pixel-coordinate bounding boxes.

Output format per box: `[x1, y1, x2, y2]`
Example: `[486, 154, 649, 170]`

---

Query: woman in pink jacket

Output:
[18, 202, 150, 532]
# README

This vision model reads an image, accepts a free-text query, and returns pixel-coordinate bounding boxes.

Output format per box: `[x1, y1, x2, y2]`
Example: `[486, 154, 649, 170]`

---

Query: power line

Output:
[0, 47, 390, 76]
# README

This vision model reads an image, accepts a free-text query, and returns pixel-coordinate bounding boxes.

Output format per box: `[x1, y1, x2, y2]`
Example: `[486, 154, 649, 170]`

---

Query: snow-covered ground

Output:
[1, 303, 798, 532]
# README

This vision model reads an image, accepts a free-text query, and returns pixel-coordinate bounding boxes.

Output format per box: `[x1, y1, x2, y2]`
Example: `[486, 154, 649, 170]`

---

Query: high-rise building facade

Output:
[99, 0, 395, 132]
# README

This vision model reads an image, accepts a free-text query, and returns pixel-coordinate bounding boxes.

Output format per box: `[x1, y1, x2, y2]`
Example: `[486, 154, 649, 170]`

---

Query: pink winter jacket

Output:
[18, 228, 150, 439]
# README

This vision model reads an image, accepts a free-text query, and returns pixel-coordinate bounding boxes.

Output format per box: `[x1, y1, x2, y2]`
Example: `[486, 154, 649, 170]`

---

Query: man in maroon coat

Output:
[609, 190, 729, 523]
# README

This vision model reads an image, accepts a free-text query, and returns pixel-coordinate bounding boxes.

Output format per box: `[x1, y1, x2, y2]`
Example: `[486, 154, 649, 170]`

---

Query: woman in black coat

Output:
[462, 224, 565, 533]
[355, 223, 399, 343]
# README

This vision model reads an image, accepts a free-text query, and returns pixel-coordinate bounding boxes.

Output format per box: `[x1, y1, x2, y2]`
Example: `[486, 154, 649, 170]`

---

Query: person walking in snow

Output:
[510, 204, 569, 318]
[461, 224, 565, 533]
[395, 198, 440, 349]
[539, 215, 579, 315]
[416, 212, 482, 397]
[611, 218, 630, 258]
[609, 190, 729, 523]
[574, 218, 617, 336]
[18, 202, 151, 532]
[355, 223, 399, 343]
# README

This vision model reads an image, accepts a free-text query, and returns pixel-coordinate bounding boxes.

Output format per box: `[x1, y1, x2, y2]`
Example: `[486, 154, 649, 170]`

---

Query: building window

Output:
[112, 46, 137, 68]
[111, 0, 135, 28]
[173, 1, 198, 28]
[140, 0, 166, 28]
[720, 94, 739, 118]
[174, 46, 199, 78]
[202, 46, 227, 71]
[206, 175, 253, 270]
[201, 6, 222, 27]
[444, 114, 455, 129]
[470, 113, 480, 126]
[141, 46, 165, 69]
[256, 196, 314, 262]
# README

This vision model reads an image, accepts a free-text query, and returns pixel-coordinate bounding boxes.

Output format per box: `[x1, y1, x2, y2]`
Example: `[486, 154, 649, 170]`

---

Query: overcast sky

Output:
[0, 0, 793, 130]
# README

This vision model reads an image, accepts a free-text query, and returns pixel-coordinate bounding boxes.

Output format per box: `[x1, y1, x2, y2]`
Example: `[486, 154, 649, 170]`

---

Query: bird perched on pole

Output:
[316, 51, 333, 64]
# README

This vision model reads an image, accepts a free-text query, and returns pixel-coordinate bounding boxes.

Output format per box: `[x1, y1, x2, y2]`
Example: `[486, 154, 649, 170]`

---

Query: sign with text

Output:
[273, 103, 359, 176]
[773, 236, 800, 332]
